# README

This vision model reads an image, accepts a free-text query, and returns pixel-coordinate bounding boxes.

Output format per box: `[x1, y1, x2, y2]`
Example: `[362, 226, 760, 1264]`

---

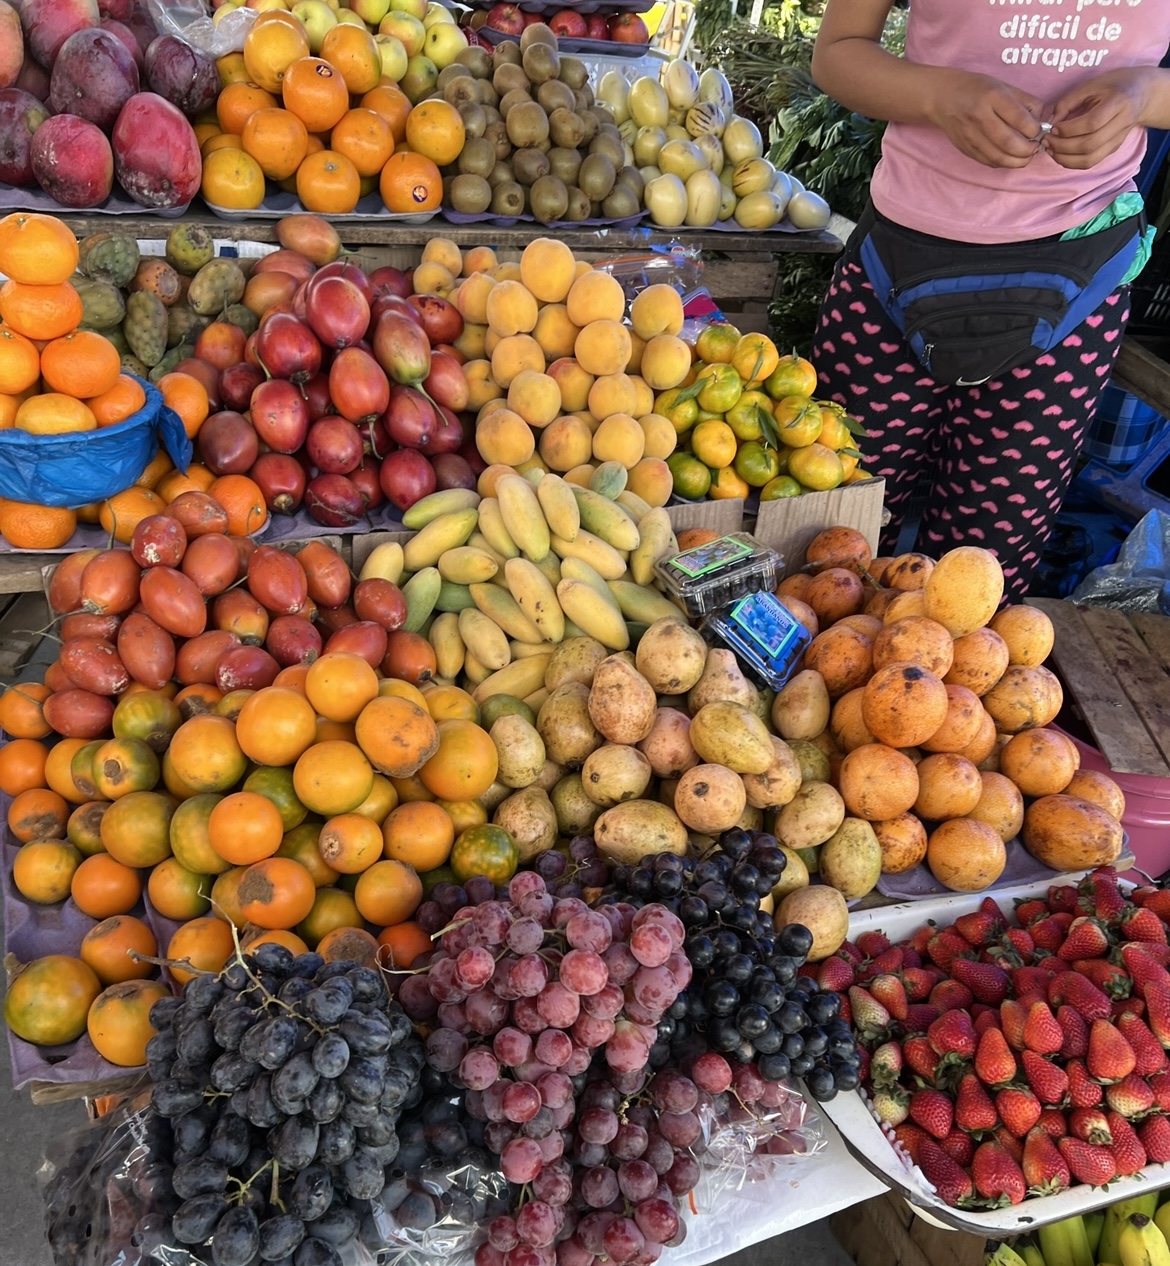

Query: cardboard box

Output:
[665, 498, 745, 537]
[831, 1192, 988, 1266]
[753, 478, 886, 577]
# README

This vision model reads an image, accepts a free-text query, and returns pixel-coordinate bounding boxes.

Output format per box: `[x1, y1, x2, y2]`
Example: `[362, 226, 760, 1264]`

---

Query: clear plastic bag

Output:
[144, 0, 255, 57]
[1071, 508, 1170, 614]
[591, 244, 704, 305]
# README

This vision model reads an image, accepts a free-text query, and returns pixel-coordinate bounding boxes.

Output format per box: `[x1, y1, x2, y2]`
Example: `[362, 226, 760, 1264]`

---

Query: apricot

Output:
[872, 616, 954, 677]
[455, 325, 487, 364]
[921, 684, 984, 753]
[778, 574, 813, 603]
[464, 359, 500, 410]
[1062, 768, 1125, 820]
[563, 463, 597, 488]
[533, 304, 580, 361]
[885, 552, 935, 591]
[805, 568, 865, 625]
[539, 415, 593, 472]
[626, 458, 672, 508]
[945, 627, 1010, 697]
[629, 377, 654, 418]
[927, 818, 1006, 891]
[967, 770, 1025, 841]
[914, 753, 982, 821]
[803, 625, 873, 698]
[491, 333, 544, 388]
[591, 413, 644, 468]
[982, 665, 1063, 734]
[626, 330, 646, 374]
[589, 374, 639, 420]
[872, 812, 928, 874]
[639, 413, 677, 460]
[463, 245, 498, 275]
[956, 706, 998, 766]
[575, 320, 632, 377]
[507, 371, 561, 428]
[830, 688, 874, 753]
[862, 663, 949, 748]
[924, 545, 1004, 637]
[999, 727, 1079, 797]
[990, 604, 1056, 667]
[414, 261, 456, 296]
[455, 271, 496, 324]
[548, 358, 594, 413]
[476, 408, 535, 467]
[485, 280, 539, 337]
[640, 335, 692, 391]
[566, 270, 625, 326]
[520, 238, 576, 303]
[630, 284, 684, 339]
[838, 743, 919, 820]
[423, 239, 462, 276]
[883, 590, 926, 623]
[489, 261, 522, 283]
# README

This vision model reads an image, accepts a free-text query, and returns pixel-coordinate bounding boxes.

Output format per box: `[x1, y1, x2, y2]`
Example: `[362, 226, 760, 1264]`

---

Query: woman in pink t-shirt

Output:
[810, 0, 1170, 595]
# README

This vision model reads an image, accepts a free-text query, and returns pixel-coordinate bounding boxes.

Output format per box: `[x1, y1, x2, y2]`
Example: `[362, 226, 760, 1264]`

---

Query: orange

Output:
[243, 765, 306, 831]
[297, 886, 362, 948]
[4, 955, 101, 1047]
[71, 853, 142, 919]
[418, 719, 498, 801]
[306, 652, 379, 723]
[207, 473, 267, 535]
[273, 662, 311, 694]
[0, 388, 35, 429]
[437, 797, 486, 836]
[158, 464, 216, 501]
[216, 80, 279, 134]
[318, 812, 383, 873]
[354, 858, 422, 926]
[320, 23, 381, 93]
[0, 212, 79, 286]
[330, 107, 393, 178]
[40, 330, 121, 398]
[202, 147, 267, 211]
[0, 280, 82, 341]
[170, 793, 233, 876]
[243, 928, 309, 956]
[98, 486, 165, 544]
[354, 695, 439, 778]
[202, 131, 243, 157]
[0, 681, 52, 739]
[389, 772, 434, 804]
[0, 327, 39, 394]
[135, 450, 175, 491]
[764, 353, 818, 400]
[316, 717, 356, 745]
[316, 925, 379, 966]
[295, 149, 360, 214]
[450, 823, 518, 885]
[277, 822, 338, 887]
[241, 106, 309, 181]
[0, 501, 77, 549]
[294, 740, 374, 815]
[15, 393, 96, 435]
[235, 687, 317, 765]
[237, 856, 317, 928]
[99, 791, 175, 868]
[13, 839, 82, 904]
[376, 919, 432, 968]
[44, 738, 91, 803]
[0, 736, 48, 795]
[209, 791, 285, 865]
[166, 917, 236, 986]
[167, 714, 247, 793]
[88, 978, 171, 1066]
[382, 800, 454, 871]
[351, 773, 398, 825]
[210, 864, 250, 927]
[80, 915, 157, 985]
[159, 372, 211, 439]
[361, 84, 411, 143]
[147, 856, 213, 920]
[282, 57, 350, 133]
[243, 17, 309, 93]
[8, 784, 66, 840]
[379, 150, 441, 214]
[423, 683, 479, 723]
[404, 99, 465, 166]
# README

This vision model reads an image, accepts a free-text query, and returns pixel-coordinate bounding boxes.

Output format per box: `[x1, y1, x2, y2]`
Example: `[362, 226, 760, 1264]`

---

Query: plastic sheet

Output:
[1071, 508, 1170, 613]
[144, 0, 255, 57]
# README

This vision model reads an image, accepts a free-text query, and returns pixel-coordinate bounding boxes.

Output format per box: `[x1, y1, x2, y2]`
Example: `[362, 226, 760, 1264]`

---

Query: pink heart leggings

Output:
[811, 260, 1130, 597]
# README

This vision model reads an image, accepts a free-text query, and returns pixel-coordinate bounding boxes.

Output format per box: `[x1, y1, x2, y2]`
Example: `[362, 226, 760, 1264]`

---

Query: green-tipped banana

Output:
[985, 1245, 1030, 1266]
[1019, 1242, 1047, 1266]
[1120, 1215, 1170, 1266]
[1086, 1211, 1105, 1259]
[1064, 1216, 1094, 1266]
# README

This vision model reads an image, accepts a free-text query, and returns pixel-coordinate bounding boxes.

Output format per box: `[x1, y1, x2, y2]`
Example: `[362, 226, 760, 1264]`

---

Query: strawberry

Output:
[1106, 1110, 1147, 1176]
[1047, 885, 1080, 914]
[1114, 998, 1147, 1021]
[1037, 1108, 1069, 1138]
[902, 948, 924, 969]
[1057, 1005, 1089, 1060]
[905, 1003, 942, 1033]
[955, 909, 1004, 948]
[1075, 959, 1133, 1001]
[995, 1087, 1041, 1138]
[1030, 918, 1067, 954]
[900, 966, 935, 1003]
[1139, 1113, 1170, 1163]
[1022, 1127, 1071, 1196]
[1057, 1136, 1117, 1186]
[940, 1127, 975, 1168]
[838, 941, 865, 967]
[927, 931, 973, 973]
[1069, 1107, 1112, 1145]
[1131, 886, 1163, 908]
[995, 1127, 1025, 1165]
[1128, 941, 1170, 966]
[909, 1087, 954, 1140]
[930, 980, 975, 1013]
[856, 930, 891, 959]
[1057, 917, 1110, 962]
[848, 986, 891, 1040]
[1087, 1019, 1137, 1084]
[1003, 928, 1037, 963]
[1116, 1011, 1168, 1077]
[1137, 890, 1170, 921]
[1053, 912, 1076, 932]
[1000, 999, 1030, 1052]
[857, 1046, 871, 1084]
[950, 960, 1010, 1006]
[1023, 1002, 1064, 1055]
[797, 964, 819, 981]
[1079, 869, 1127, 923]
[1125, 948, 1170, 1004]
[918, 1139, 975, 1207]
[974, 1026, 1017, 1087]
[858, 946, 907, 984]
[904, 1036, 942, 1084]
[972, 1140, 1027, 1206]
[974, 1011, 1003, 1036]
[1066, 1059, 1104, 1108]
[869, 974, 909, 1022]
[1148, 1071, 1170, 1113]
[1021, 1050, 1069, 1105]
[837, 993, 852, 1028]
[929, 1010, 977, 1061]
[1048, 971, 1113, 1022]
[1014, 966, 1053, 997]
[870, 1040, 903, 1088]
[892, 1122, 931, 1167]
[872, 1087, 910, 1127]
[1015, 899, 1050, 927]
[816, 955, 856, 993]
[1120, 906, 1168, 946]
[1142, 980, 1170, 1049]
[908, 927, 935, 956]
[1104, 1072, 1155, 1119]
[955, 1072, 998, 1134]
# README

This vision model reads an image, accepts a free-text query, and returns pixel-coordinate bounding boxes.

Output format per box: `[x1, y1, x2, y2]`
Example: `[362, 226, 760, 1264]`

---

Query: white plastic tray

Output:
[822, 876, 1170, 1236]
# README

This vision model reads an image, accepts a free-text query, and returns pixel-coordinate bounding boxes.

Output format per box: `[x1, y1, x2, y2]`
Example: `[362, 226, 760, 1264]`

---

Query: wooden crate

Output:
[831, 1192, 987, 1266]
[1026, 597, 1170, 776]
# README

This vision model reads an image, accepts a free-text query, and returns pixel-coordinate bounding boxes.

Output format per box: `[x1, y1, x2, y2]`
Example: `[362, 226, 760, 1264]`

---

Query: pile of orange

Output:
[199, 11, 459, 216]
[0, 651, 517, 1066]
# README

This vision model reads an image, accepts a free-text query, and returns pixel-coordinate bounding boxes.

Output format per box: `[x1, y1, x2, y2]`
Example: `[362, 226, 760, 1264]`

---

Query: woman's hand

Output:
[1044, 68, 1159, 169]
[929, 72, 1046, 168]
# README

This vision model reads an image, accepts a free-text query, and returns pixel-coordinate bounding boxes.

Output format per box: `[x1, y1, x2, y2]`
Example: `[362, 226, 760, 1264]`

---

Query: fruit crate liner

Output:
[820, 874, 1169, 1236]
[649, 216, 831, 236]
[473, 0, 655, 15]
[203, 192, 437, 224]
[256, 503, 407, 543]
[875, 833, 1134, 901]
[0, 183, 191, 218]
[475, 27, 651, 53]
[0, 788, 188, 1090]
[439, 209, 646, 230]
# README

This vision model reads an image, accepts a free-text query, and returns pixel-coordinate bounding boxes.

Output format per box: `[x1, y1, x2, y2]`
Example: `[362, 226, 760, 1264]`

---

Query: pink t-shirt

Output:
[869, 1, 1170, 243]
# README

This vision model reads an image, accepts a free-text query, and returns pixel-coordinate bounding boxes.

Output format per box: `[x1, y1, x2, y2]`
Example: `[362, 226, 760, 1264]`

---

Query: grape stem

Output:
[227, 1157, 274, 1206]
[222, 921, 328, 1035]
[127, 949, 210, 978]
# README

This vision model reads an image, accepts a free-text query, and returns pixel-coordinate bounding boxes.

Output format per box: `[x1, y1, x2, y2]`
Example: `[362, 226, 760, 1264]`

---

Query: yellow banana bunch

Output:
[1037, 1216, 1093, 1266]
[1119, 1215, 1170, 1266]
[987, 1245, 1031, 1266]
[1100, 1198, 1161, 1266]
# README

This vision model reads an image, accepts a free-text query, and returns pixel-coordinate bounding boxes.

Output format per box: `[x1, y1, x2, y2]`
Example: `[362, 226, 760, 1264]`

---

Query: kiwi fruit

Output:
[493, 62, 530, 96]
[577, 110, 600, 144]
[459, 136, 497, 177]
[522, 42, 559, 85]
[455, 46, 493, 78]
[476, 80, 500, 108]
[530, 174, 569, 225]
[590, 131, 626, 169]
[492, 181, 526, 217]
[519, 21, 557, 49]
[559, 57, 588, 90]
[536, 136, 552, 155]
[574, 86, 594, 111]
[488, 160, 515, 188]
[450, 173, 493, 214]
[438, 65, 470, 90]
[493, 41, 522, 67]
[564, 185, 591, 222]
[459, 101, 487, 138]
[506, 100, 550, 148]
[538, 79, 576, 115]
[444, 75, 479, 110]
[512, 146, 551, 186]
[616, 165, 644, 200]
[500, 88, 534, 118]
[603, 184, 639, 219]
[578, 151, 616, 201]
[482, 105, 503, 126]
[548, 107, 585, 150]
[484, 120, 512, 161]
[548, 146, 582, 186]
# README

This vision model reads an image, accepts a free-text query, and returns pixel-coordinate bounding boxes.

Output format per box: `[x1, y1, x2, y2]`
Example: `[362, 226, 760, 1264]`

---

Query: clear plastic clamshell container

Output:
[704, 591, 810, 691]
[654, 532, 783, 618]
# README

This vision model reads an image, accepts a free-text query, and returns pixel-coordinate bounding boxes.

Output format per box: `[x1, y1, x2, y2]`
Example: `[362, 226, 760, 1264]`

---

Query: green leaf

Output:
[839, 414, 869, 438]
[756, 405, 782, 450]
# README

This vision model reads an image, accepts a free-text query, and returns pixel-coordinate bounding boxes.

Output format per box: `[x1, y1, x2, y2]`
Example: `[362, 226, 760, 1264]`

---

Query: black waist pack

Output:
[848, 202, 1143, 386]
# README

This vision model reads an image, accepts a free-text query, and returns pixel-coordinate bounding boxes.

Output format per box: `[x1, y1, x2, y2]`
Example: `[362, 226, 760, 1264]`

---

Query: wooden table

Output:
[1111, 335, 1170, 415]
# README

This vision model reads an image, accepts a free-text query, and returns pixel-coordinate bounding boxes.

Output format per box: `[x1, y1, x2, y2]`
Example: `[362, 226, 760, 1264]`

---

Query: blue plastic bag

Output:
[0, 379, 192, 509]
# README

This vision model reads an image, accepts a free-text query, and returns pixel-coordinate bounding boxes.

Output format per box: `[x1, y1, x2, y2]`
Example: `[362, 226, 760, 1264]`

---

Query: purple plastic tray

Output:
[203, 191, 436, 225]
[257, 504, 407, 543]
[470, 0, 655, 15]
[476, 26, 650, 53]
[440, 209, 645, 231]
[0, 184, 191, 219]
